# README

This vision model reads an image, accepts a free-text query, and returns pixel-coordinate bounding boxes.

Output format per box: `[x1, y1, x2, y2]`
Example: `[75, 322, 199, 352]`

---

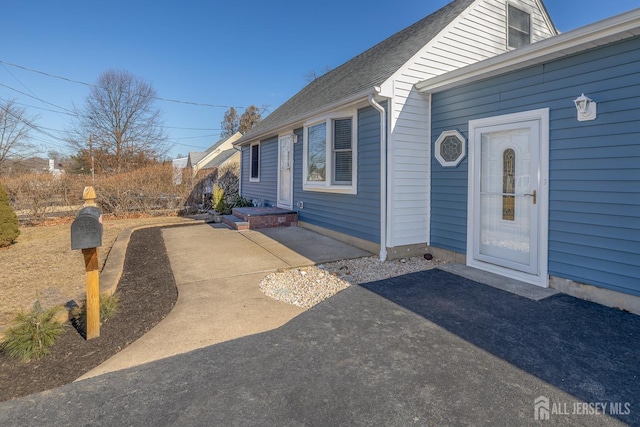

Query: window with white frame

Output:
[250, 142, 260, 182]
[507, 3, 531, 49]
[303, 112, 357, 193]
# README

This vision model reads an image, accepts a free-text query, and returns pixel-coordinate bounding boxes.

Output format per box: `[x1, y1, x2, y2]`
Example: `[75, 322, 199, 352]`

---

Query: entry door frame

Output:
[466, 108, 550, 287]
[277, 133, 295, 210]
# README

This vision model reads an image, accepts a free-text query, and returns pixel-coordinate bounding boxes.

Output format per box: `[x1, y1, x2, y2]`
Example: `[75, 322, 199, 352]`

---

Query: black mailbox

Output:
[71, 206, 103, 250]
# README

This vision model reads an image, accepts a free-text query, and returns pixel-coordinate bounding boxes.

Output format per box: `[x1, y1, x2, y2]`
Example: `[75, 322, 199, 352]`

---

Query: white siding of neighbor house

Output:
[381, 0, 555, 248]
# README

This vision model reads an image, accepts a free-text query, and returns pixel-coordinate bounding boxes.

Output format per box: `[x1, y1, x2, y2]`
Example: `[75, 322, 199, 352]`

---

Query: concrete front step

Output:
[225, 207, 298, 230]
[221, 215, 249, 231]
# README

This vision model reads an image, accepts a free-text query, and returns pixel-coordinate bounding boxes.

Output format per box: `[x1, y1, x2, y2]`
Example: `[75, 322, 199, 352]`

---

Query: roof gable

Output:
[416, 8, 640, 94]
[236, 0, 476, 145]
[189, 132, 242, 172]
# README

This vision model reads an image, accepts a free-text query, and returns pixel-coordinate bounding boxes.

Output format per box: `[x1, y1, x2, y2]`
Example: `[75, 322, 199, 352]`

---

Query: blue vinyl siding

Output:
[241, 136, 278, 205]
[431, 36, 640, 295]
[293, 105, 381, 243]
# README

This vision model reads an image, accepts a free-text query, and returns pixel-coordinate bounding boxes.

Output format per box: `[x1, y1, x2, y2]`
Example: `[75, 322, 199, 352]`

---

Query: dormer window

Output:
[507, 3, 531, 48]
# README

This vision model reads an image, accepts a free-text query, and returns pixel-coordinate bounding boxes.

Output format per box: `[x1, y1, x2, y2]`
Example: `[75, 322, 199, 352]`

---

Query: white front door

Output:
[467, 109, 549, 287]
[277, 133, 294, 209]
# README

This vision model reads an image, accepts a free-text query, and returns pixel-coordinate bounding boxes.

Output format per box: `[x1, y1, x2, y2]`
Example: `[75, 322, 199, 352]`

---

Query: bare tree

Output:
[68, 69, 168, 173]
[304, 66, 332, 83]
[220, 107, 239, 138]
[0, 99, 37, 174]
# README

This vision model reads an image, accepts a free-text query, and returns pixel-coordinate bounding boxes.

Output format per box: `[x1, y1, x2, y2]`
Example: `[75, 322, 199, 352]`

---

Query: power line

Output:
[1, 63, 41, 102]
[1, 100, 69, 145]
[0, 82, 75, 114]
[13, 101, 75, 116]
[166, 140, 213, 150]
[164, 125, 222, 131]
[0, 61, 91, 87]
[0, 60, 244, 109]
[168, 133, 220, 140]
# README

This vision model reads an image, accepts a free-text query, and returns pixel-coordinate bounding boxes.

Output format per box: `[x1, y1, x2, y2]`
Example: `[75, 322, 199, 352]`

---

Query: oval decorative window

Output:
[435, 130, 466, 167]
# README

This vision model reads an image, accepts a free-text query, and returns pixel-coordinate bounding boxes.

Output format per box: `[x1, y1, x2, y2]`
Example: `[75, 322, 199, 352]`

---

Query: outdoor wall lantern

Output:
[574, 93, 597, 121]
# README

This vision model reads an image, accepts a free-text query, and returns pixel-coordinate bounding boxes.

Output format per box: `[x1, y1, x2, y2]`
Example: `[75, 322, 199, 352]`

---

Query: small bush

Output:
[0, 181, 20, 246]
[72, 293, 119, 334]
[227, 193, 252, 209]
[212, 184, 228, 214]
[1, 301, 66, 362]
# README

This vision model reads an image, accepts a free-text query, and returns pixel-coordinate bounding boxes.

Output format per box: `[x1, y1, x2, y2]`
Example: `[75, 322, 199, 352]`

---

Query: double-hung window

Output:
[303, 112, 357, 194]
[507, 3, 531, 49]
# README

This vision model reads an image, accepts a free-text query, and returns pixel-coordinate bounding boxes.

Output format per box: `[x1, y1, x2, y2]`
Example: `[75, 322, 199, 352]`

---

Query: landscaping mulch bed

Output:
[0, 227, 177, 402]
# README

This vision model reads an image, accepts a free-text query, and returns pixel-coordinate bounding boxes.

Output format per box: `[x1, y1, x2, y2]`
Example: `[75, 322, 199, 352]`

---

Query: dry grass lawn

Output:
[0, 214, 194, 332]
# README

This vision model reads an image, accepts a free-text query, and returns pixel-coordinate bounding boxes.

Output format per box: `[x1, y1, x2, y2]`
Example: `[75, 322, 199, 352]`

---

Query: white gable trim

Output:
[194, 132, 242, 172]
[531, 0, 556, 36]
[379, 0, 479, 97]
[417, 8, 640, 94]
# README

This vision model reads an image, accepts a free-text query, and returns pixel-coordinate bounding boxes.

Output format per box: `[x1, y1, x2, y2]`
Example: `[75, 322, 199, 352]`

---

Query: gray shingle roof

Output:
[188, 151, 206, 165]
[236, 0, 475, 145]
[201, 149, 238, 170]
[204, 133, 236, 154]
[188, 132, 241, 167]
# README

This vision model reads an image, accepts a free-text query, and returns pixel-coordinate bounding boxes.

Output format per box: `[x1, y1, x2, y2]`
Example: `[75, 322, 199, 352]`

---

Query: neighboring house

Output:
[48, 159, 63, 177]
[416, 9, 640, 311]
[234, 0, 557, 258]
[172, 157, 188, 185]
[187, 132, 242, 177]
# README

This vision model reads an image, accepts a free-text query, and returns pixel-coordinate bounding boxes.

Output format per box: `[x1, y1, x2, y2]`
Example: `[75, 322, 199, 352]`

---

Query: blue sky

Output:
[1, 0, 638, 160]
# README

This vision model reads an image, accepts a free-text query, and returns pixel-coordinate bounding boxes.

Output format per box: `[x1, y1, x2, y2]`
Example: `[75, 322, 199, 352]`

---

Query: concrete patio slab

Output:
[438, 263, 560, 300]
[243, 227, 372, 265]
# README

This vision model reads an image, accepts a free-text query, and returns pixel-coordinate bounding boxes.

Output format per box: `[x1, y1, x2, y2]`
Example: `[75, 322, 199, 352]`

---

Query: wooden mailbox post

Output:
[71, 186, 103, 340]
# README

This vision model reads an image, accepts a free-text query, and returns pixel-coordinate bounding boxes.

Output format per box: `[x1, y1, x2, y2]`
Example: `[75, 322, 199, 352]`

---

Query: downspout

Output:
[234, 144, 243, 197]
[368, 88, 388, 261]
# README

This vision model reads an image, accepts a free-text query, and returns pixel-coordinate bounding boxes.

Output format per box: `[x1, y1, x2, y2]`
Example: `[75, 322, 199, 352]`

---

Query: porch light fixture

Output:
[573, 93, 597, 121]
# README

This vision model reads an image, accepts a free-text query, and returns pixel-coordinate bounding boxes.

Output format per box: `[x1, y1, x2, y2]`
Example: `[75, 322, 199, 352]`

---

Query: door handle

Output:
[525, 189, 537, 205]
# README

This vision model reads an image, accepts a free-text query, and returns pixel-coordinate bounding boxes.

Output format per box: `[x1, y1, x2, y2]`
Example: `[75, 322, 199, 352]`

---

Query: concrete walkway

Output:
[78, 223, 371, 380]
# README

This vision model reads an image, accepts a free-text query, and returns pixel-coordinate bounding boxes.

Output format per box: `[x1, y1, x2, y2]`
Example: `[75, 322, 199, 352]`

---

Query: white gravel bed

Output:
[259, 255, 447, 308]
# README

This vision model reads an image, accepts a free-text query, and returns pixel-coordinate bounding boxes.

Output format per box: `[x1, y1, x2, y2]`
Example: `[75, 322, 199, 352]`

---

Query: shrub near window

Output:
[0, 181, 20, 247]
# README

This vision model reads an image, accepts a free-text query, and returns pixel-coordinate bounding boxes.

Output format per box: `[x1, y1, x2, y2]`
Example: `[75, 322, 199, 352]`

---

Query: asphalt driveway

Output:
[1, 268, 638, 426]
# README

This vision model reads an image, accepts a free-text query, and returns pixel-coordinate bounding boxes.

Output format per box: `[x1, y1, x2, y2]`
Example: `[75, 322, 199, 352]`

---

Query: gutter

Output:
[368, 88, 388, 261]
[234, 87, 379, 147]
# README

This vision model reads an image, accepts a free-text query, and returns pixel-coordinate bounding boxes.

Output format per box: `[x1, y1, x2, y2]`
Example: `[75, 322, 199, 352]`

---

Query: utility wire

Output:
[0, 82, 75, 114]
[0, 60, 244, 109]
[13, 101, 75, 116]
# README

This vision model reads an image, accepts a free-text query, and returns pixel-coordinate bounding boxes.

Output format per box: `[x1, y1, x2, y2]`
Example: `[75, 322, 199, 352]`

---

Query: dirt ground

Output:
[0, 227, 178, 402]
[0, 214, 190, 330]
